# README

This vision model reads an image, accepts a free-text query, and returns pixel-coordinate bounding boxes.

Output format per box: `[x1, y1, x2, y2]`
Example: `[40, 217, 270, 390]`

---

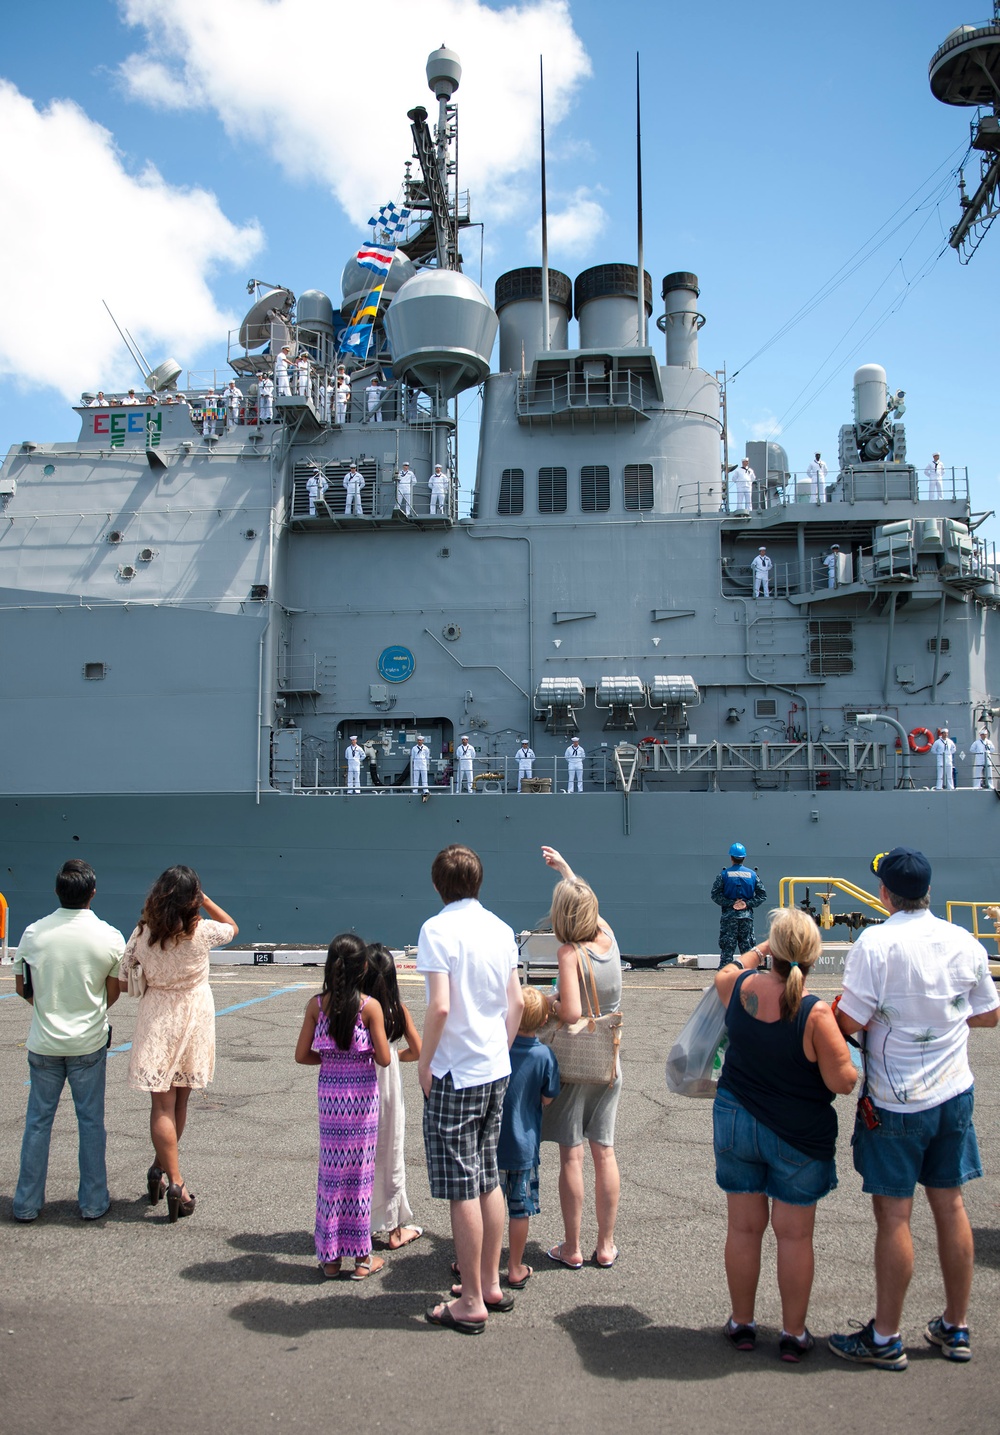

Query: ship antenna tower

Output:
[929, 3, 1000, 261]
[406, 46, 463, 270]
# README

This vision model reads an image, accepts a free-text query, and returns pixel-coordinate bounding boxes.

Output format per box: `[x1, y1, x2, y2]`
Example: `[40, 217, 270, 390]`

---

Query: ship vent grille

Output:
[581, 465, 611, 512]
[928, 637, 950, 652]
[498, 468, 524, 515]
[808, 619, 854, 676]
[624, 464, 654, 511]
[538, 467, 567, 513]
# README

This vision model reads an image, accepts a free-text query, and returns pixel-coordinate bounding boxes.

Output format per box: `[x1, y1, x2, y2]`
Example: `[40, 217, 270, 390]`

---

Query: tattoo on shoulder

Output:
[740, 985, 759, 1017]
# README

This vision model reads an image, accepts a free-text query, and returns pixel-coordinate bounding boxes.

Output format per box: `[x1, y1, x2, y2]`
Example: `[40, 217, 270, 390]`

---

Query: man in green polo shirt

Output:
[13, 860, 125, 1222]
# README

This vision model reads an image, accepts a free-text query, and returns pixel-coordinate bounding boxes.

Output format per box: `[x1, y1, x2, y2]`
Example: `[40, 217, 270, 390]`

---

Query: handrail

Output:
[945, 900, 1000, 953]
[778, 877, 888, 918]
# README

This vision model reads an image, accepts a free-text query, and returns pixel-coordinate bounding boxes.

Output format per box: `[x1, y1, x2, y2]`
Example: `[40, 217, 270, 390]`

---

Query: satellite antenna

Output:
[929, 6, 1000, 261]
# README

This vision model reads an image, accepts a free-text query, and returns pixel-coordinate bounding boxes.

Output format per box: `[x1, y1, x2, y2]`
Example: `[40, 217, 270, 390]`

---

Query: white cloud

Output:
[0, 81, 262, 401]
[118, 0, 595, 226]
[749, 414, 783, 440]
[542, 187, 608, 255]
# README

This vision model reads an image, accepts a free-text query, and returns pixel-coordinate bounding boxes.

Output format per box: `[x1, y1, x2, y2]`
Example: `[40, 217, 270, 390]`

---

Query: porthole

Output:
[83, 662, 107, 680]
[107, 530, 124, 544]
[442, 623, 461, 641]
[119, 564, 137, 580]
[138, 547, 156, 562]
[42, 464, 55, 477]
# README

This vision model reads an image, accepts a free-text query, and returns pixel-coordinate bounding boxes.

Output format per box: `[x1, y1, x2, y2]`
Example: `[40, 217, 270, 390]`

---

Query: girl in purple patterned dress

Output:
[295, 934, 391, 1278]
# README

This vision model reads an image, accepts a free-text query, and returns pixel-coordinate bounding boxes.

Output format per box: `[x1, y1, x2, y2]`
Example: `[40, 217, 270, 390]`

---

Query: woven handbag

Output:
[538, 943, 622, 1087]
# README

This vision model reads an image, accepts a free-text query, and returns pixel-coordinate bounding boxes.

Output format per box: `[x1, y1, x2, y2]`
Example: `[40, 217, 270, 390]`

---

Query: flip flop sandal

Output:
[507, 1266, 533, 1289]
[426, 1302, 486, 1336]
[351, 1255, 385, 1281]
[390, 1226, 424, 1249]
[547, 1245, 584, 1270]
[450, 1284, 515, 1311]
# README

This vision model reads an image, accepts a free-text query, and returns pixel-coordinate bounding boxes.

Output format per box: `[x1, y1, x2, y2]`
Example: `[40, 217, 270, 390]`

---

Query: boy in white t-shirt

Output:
[417, 845, 523, 1335]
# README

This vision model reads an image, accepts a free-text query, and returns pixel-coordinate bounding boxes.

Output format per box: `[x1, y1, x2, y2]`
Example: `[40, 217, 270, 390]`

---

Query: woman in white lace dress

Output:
[120, 867, 237, 1222]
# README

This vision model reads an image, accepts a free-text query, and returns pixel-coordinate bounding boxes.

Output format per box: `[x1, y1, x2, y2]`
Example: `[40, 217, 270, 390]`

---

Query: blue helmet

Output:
[729, 842, 747, 859]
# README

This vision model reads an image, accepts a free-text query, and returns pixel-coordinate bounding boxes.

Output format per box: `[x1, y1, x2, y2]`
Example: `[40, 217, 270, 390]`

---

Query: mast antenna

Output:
[540, 57, 551, 353]
[636, 53, 646, 345]
[102, 300, 150, 386]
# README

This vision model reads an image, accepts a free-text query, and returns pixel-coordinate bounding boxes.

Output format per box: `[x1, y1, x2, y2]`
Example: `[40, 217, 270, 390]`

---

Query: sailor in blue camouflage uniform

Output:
[711, 842, 767, 966]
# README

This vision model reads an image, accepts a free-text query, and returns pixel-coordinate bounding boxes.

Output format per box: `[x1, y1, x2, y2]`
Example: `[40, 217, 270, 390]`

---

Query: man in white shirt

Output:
[411, 736, 430, 795]
[932, 728, 956, 790]
[13, 860, 125, 1222]
[969, 729, 995, 790]
[806, 452, 828, 503]
[925, 453, 945, 500]
[335, 366, 351, 424]
[344, 735, 364, 793]
[257, 374, 274, 423]
[455, 735, 476, 794]
[564, 738, 585, 793]
[516, 740, 535, 792]
[830, 847, 998, 1370]
[122, 388, 139, 406]
[823, 543, 841, 589]
[728, 458, 754, 513]
[366, 378, 386, 422]
[305, 463, 328, 516]
[343, 463, 365, 516]
[429, 464, 450, 516]
[396, 462, 416, 516]
[751, 546, 772, 598]
[296, 352, 311, 398]
[417, 845, 524, 1335]
[274, 347, 292, 397]
[224, 380, 243, 429]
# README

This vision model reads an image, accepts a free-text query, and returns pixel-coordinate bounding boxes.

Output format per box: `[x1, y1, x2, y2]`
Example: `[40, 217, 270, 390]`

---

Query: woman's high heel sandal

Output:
[147, 1164, 167, 1206]
[166, 1182, 196, 1223]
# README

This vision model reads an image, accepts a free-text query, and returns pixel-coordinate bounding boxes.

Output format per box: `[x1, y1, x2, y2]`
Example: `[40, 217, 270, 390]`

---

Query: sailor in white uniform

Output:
[516, 740, 535, 792]
[932, 728, 956, 790]
[410, 736, 429, 794]
[970, 729, 995, 789]
[823, 543, 841, 589]
[305, 463, 329, 516]
[201, 390, 219, 436]
[366, 379, 386, 422]
[751, 546, 772, 598]
[122, 388, 140, 406]
[455, 735, 476, 794]
[296, 352, 311, 398]
[335, 367, 351, 424]
[565, 737, 585, 793]
[429, 464, 449, 516]
[728, 458, 754, 513]
[343, 463, 364, 516]
[88, 392, 107, 407]
[274, 347, 292, 397]
[925, 453, 945, 500]
[257, 375, 274, 423]
[345, 735, 364, 793]
[224, 380, 243, 428]
[396, 462, 416, 516]
[806, 452, 828, 503]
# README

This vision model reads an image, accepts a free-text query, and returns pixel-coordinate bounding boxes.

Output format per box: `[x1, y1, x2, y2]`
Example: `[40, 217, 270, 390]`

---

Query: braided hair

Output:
[321, 932, 368, 1050]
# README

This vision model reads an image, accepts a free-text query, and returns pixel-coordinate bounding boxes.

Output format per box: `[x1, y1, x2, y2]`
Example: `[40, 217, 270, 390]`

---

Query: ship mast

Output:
[929, 4, 1000, 262]
[406, 47, 463, 270]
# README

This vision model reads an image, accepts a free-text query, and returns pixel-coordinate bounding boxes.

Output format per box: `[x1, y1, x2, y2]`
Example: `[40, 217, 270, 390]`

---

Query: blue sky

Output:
[1, 1, 996, 538]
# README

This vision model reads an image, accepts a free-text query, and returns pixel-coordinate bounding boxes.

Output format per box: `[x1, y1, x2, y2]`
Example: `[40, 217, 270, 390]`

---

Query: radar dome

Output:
[383, 269, 498, 399]
[296, 290, 335, 332]
[341, 251, 417, 315]
[427, 46, 461, 99]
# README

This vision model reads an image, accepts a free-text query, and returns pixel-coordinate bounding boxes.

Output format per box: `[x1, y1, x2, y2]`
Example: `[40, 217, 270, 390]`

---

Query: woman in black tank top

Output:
[711, 908, 856, 1361]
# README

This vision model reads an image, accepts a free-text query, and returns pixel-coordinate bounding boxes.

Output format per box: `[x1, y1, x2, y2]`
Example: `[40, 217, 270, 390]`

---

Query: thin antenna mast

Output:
[102, 300, 149, 385]
[540, 56, 551, 353]
[636, 54, 645, 347]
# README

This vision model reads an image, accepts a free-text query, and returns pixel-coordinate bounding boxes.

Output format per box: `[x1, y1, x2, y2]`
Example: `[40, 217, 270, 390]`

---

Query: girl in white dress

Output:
[363, 945, 423, 1248]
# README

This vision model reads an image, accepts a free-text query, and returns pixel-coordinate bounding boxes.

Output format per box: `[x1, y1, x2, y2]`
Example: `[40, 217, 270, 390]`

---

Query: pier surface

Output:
[2, 966, 999, 1435]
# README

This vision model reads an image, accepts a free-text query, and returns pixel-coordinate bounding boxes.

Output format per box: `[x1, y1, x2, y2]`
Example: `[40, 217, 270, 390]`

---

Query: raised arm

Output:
[541, 846, 576, 882]
[201, 894, 239, 939]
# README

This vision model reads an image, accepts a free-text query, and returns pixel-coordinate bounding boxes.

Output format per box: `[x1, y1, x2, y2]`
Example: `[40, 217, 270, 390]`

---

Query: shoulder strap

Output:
[574, 943, 602, 1019]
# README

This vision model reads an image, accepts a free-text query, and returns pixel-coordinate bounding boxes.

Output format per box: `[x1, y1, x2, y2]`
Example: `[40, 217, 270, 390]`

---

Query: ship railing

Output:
[686, 465, 972, 516]
[639, 739, 884, 776]
[945, 902, 1000, 964]
[778, 877, 889, 920]
[516, 372, 648, 417]
[290, 462, 457, 522]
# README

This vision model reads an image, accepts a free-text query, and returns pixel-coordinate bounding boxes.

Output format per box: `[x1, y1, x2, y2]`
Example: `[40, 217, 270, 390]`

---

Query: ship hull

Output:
[1, 789, 995, 954]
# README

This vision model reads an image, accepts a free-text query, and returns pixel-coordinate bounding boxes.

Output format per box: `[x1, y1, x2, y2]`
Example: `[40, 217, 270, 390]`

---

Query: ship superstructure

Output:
[1, 41, 998, 955]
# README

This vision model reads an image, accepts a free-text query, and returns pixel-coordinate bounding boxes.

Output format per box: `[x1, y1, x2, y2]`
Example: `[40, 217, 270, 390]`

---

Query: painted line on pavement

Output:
[107, 982, 309, 1057]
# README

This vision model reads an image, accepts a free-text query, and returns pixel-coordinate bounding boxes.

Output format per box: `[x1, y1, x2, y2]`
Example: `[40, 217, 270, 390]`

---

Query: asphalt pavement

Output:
[2, 965, 999, 1435]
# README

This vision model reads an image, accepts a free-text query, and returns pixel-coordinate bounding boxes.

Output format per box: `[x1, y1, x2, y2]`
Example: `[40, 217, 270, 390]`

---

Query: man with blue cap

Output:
[829, 847, 999, 1371]
[711, 842, 767, 967]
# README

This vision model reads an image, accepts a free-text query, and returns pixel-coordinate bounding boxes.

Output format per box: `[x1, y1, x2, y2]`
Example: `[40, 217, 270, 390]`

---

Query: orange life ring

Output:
[638, 736, 660, 747]
[908, 727, 933, 753]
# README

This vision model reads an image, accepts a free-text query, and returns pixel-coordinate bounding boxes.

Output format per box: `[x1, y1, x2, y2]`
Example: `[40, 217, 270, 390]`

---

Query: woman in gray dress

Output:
[540, 846, 622, 1269]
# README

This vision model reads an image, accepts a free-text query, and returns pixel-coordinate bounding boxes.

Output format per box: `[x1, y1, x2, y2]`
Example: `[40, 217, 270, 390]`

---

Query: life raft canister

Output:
[908, 727, 934, 753]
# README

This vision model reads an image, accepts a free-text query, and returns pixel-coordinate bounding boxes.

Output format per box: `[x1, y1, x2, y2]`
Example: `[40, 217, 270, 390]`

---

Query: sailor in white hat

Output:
[932, 727, 956, 790]
[396, 461, 416, 516]
[823, 543, 841, 589]
[751, 546, 772, 598]
[455, 734, 476, 794]
[516, 739, 536, 792]
[305, 461, 329, 517]
[366, 376, 386, 422]
[257, 373, 274, 423]
[806, 452, 828, 503]
[410, 735, 429, 795]
[564, 736, 585, 793]
[925, 452, 945, 500]
[429, 463, 450, 516]
[343, 462, 364, 516]
[335, 365, 351, 424]
[224, 379, 243, 429]
[970, 728, 995, 790]
[274, 346, 291, 397]
[345, 734, 364, 794]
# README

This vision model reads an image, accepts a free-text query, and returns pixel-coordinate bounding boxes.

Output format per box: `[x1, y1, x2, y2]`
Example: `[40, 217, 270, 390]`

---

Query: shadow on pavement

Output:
[180, 1228, 451, 1293]
[972, 1226, 1000, 1269]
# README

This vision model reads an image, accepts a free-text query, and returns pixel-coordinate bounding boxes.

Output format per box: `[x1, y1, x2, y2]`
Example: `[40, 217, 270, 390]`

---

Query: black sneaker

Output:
[828, 1318, 907, 1370]
[724, 1318, 757, 1351]
[925, 1315, 971, 1363]
[779, 1328, 815, 1363]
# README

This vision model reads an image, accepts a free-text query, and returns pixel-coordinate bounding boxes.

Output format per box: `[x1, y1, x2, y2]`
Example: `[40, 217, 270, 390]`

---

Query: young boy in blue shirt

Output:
[497, 986, 560, 1287]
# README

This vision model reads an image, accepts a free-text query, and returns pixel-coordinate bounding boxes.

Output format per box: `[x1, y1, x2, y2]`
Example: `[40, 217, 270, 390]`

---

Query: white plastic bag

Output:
[665, 983, 727, 1098]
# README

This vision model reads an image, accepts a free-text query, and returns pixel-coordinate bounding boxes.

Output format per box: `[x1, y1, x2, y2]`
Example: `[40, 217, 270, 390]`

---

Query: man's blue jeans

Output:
[14, 1046, 109, 1219]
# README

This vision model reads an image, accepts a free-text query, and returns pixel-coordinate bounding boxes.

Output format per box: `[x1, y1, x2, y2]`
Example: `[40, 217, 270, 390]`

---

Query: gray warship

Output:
[2, 28, 1000, 957]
